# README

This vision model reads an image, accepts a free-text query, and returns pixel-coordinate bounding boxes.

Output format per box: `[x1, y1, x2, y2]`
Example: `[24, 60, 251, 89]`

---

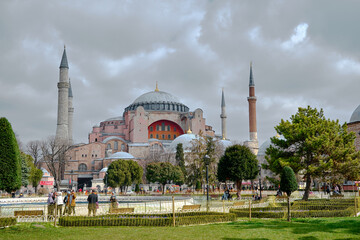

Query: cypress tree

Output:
[0, 117, 22, 193]
[280, 166, 298, 222]
[175, 143, 186, 176]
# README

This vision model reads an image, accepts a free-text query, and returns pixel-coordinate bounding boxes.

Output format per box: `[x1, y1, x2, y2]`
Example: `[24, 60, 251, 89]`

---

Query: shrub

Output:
[0, 217, 16, 227]
[59, 212, 236, 227]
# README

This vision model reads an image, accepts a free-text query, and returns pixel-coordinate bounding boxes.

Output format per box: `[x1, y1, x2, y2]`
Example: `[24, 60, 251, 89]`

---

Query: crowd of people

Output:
[46, 189, 120, 218]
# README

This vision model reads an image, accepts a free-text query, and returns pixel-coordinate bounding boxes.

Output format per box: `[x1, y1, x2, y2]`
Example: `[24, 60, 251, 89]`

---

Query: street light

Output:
[204, 155, 210, 202]
[258, 165, 262, 199]
[70, 170, 74, 190]
[105, 171, 108, 195]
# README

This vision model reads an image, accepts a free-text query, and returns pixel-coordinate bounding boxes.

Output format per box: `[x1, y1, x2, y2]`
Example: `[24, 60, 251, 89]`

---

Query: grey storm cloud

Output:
[1, 0, 360, 148]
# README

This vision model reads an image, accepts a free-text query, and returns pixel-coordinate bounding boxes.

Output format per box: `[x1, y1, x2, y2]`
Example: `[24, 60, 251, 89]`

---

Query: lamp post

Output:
[258, 165, 262, 199]
[105, 171, 109, 195]
[70, 170, 74, 190]
[204, 155, 210, 202]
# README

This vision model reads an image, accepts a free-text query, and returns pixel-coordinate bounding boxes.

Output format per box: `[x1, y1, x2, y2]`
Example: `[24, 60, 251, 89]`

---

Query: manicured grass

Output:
[1, 217, 360, 240]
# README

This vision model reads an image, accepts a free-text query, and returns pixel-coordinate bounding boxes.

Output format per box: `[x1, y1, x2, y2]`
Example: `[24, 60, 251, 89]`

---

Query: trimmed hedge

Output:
[59, 212, 236, 227]
[0, 217, 17, 227]
[230, 207, 354, 218]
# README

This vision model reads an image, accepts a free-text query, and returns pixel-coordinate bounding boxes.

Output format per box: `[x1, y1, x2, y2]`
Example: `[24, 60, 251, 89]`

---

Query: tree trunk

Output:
[236, 180, 242, 199]
[287, 195, 291, 222]
[302, 174, 311, 201]
[162, 184, 165, 195]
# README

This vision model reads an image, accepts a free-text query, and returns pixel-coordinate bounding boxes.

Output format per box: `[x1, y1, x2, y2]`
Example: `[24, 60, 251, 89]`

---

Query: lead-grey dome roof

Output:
[133, 91, 180, 104]
[349, 105, 360, 123]
[125, 90, 189, 113]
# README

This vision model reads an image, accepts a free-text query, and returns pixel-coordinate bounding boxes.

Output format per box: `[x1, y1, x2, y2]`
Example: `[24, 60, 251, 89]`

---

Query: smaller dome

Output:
[219, 139, 233, 149]
[169, 133, 198, 152]
[349, 104, 360, 123]
[100, 167, 108, 172]
[105, 151, 135, 159]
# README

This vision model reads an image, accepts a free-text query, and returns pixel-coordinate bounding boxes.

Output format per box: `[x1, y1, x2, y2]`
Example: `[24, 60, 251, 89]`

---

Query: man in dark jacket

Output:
[87, 190, 98, 216]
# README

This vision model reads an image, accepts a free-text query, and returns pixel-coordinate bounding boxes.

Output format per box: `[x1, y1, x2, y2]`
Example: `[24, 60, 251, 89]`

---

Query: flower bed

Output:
[0, 217, 16, 227]
[58, 212, 236, 227]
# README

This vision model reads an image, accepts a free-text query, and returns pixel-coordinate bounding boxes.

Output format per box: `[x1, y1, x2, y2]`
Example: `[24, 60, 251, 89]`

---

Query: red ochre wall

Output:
[148, 120, 184, 140]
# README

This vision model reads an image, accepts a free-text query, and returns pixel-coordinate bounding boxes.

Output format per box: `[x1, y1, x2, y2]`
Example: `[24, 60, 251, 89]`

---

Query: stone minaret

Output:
[68, 79, 74, 144]
[246, 62, 258, 154]
[220, 88, 227, 140]
[55, 46, 69, 143]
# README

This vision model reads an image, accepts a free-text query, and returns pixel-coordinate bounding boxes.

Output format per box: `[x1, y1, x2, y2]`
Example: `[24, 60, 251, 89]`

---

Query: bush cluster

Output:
[0, 217, 17, 227]
[59, 212, 236, 227]
[230, 198, 357, 219]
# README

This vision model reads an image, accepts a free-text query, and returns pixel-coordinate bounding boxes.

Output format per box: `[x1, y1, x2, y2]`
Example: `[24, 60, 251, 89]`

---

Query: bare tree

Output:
[26, 140, 42, 168]
[40, 136, 71, 190]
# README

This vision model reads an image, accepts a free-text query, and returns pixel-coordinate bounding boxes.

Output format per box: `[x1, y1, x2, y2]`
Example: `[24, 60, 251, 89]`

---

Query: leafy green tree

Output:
[175, 143, 186, 177]
[264, 106, 360, 200]
[20, 152, 31, 187]
[146, 162, 184, 194]
[217, 145, 259, 199]
[29, 167, 43, 194]
[0, 117, 22, 193]
[280, 166, 298, 222]
[127, 160, 143, 190]
[106, 160, 142, 193]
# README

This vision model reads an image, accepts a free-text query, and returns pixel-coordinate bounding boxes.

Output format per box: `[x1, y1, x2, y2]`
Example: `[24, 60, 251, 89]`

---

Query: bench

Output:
[232, 201, 246, 207]
[14, 210, 44, 217]
[181, 205, 201, 211]
[109, 208, 134, 214]
[330, 194, 344, 198]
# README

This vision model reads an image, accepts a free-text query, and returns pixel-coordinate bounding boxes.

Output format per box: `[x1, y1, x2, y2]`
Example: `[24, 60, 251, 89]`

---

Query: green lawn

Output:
[1, 217, 360, 240]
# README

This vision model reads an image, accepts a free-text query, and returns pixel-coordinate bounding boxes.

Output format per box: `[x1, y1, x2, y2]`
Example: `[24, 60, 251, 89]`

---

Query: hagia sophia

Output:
[38, 47, 259, 190]
[40, 47, 360, 191]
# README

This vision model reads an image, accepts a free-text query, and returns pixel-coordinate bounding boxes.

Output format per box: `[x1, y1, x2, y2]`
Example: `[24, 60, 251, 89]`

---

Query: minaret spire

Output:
[60, 46, 69, 69]
[220, 88, 227, 140]
[68, 78, 74, 144]
[246, 61, 258, 154]
[55, 47, 70, 144]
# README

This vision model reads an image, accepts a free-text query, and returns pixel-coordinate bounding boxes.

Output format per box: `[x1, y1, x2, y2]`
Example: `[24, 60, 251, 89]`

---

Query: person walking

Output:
[47, 192, 55, 219]
[56, 192, 64, 217]
[87, 190, 98, 216]
[109, 192, 117, 211]
[67, 190, 76, 215]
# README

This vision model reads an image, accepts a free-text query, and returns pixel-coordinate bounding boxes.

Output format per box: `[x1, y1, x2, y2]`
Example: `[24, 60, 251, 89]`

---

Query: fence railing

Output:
[1, 192, 359, 223]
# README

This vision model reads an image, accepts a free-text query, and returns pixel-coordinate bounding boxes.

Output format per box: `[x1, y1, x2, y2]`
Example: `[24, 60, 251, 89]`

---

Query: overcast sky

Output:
[1, 0, 360, 148]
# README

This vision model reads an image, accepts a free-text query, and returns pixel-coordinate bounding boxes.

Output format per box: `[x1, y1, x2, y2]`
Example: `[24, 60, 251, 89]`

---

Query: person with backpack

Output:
[87, 190, 98, 216]
[56, 192, 64, 216]
[63, 191, 69, 215]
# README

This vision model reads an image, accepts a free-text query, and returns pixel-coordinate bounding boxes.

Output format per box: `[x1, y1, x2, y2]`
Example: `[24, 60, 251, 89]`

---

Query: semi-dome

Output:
[257, 139, 271, 156]
[169, 133, 198, 152]
[105, 151, 135, 159]
[125, 90, 189, 113]
[349, 104, 360, 123]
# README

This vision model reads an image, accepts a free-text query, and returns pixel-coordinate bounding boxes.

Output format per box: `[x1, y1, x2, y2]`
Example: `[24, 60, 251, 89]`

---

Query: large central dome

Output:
[125, 90, 189, 113]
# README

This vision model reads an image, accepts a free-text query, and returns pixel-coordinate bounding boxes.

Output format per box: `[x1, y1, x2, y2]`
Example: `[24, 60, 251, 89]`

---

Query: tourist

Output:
[67, 190, 76, 215]
[56, 192, 64, 216]
[87, 190, 98, 216]
[110, 192, 117, 211]
[47, 192, 55, 219]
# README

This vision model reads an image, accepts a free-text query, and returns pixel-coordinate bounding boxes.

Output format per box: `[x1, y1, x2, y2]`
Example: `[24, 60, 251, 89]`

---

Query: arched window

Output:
[114, 141, 118, 150]
[107, 143, 111, 149]
[121, 144, 125, 151]
[78, 163, 87, 172]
